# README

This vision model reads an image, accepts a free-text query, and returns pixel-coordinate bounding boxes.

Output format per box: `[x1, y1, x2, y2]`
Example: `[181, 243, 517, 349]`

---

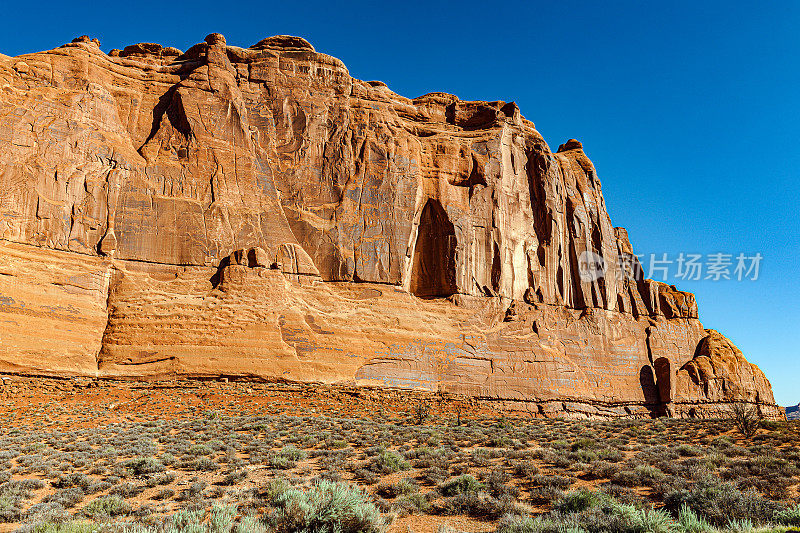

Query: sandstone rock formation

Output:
[0, 34, 782, 418]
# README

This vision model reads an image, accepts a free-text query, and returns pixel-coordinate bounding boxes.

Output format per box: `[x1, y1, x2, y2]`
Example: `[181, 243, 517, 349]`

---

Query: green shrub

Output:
[439, 475, 484, 497]
[376, 478, 418, 499]
[126, 457, 165, 476]
[187, 444, 213, 456]
[51, 474, 91, 490]
[440, 493, 521, 518]
[235, 514, 268, 533]
[395, 493, 431, 514]
[677, 504, 715, 533]
[278, 445, 306, 462]
[270, 480, 385, 533]
[29, 520, 98, 533]
[664, 476, 780, 527]
[82, 495, 130, 518]
[499, 492, 675, 533]
[597, 448, 624, 462]
[774, 504, 800, 526]
[369, 451, 410, 474]
[210, 503, 237, 533]
[571, 438, 597, 451]
[552, 488, 602, 514]
[220, 469, 248, 486]
[191, 457, 219, 472]
[166, 508, 205, 532]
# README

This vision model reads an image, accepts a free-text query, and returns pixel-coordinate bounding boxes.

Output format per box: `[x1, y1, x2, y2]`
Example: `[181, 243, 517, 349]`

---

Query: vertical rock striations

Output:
[0, 34, 781, 418]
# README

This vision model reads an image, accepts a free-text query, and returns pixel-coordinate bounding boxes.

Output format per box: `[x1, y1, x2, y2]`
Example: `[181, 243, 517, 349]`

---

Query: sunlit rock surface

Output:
[0, 34, 781, 418]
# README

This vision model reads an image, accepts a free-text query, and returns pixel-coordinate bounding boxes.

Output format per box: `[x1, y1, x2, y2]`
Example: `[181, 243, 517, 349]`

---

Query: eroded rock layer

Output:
[0, 34, 781, 418]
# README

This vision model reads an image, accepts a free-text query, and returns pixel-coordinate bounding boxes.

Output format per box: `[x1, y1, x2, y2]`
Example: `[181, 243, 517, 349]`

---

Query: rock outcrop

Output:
[0, 34, 781, 418]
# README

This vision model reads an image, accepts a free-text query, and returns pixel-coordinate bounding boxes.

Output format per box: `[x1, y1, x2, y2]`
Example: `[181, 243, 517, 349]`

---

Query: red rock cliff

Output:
[0, 34, 781, 418]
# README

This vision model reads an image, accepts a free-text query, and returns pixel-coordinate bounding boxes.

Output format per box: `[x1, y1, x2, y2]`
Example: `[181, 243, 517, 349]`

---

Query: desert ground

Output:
[0, 377, 798, 533]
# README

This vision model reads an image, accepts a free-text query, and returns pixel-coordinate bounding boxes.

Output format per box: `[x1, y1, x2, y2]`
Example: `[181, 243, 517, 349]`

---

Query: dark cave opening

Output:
[409, 199, 457, 298]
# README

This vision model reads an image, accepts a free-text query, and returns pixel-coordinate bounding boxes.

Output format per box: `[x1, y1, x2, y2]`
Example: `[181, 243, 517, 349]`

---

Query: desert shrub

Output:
[151, 488, 175, 501]
[235, 514, 269, 533]
[408, 447, 449, 469]
[82, 495, 130, 518]
[487, 435, 512, 448]
[439, 493, 521, 519]
[663, 475, 781, 527]
[149, 472, 176, 487]
[569, 449, 598, 464]
[470, 448, 493, 467]
[552, 488, 602, 514]
[327, 439, 348, 450]
[375, 478, 418, 499]
[220, 469, 248, 486]
[730, 403, 762, 439]
[23, 519, 98, 533]
[676, 444, 704, 457]
[582, 460, 619, 481]
[353, 469, 379, 485]
[23, 501, 70, 527]
[498, 491, 674, 533]
[439, 475, 484, 497]
[597, 447, 624, 462]
[571, 438, 597, 451]
[774, 504, 800, 526]
[318, 451, 350, 473]
[599, 484, 643, 506]
[277, 445, 305, 462]
[269, 480, 384, 533]
[424, 466, 451, 484]
[530, 474, 573, 490]
[512, 460, 539, 478]
[51, 474, 91, 490]
[187, 444, 213, 456]
[125, 457, 165, 476]
[482, 470, 519, 499]
[394, 492, 431, 515]
[164, 508, 205, 531]
[210, 503, 237, 533]
[413, 402, 431, 425]
[177, 481, 207, 501]
[368, 451, 410, 474]
[161, 452, 176, 465]
[110, 482, 145, 497]
[633, 464, 666, 486]
[188, 457, 219, 472]
[0, 480, 45, 522]
[611, 469, 641, 487]
[42, 488, 84, 509]
[677, 504, 715, 533]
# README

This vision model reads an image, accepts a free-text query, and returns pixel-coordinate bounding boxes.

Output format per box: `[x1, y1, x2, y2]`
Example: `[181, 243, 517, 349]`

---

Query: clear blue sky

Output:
[3, 1, 797, 405]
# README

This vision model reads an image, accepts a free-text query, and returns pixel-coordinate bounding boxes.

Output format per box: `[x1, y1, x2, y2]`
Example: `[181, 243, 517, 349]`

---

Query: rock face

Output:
[787, 404, 799, 421]
[0, 34, 782, 418]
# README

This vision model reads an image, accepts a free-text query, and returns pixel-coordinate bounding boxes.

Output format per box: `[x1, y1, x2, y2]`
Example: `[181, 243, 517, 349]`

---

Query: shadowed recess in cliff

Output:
[409, 199, 456, 298]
